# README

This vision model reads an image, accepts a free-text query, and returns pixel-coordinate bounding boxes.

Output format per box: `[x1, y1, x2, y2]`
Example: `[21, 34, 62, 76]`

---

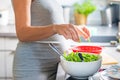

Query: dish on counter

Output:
[105, 65, 120, 79]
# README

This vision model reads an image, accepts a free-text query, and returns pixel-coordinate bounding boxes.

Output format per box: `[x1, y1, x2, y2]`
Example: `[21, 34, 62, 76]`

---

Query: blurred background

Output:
[0, 0, 119, 26]
[0, 0, 120, 80]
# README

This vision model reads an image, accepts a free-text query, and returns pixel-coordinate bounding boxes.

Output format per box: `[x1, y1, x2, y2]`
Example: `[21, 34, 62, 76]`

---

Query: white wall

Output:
[0, 0, 14, 25]
[0, 0, 11, 9]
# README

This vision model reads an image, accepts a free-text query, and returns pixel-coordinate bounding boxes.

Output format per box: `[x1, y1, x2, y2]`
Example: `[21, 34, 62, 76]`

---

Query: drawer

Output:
[4, 38, 18, 50]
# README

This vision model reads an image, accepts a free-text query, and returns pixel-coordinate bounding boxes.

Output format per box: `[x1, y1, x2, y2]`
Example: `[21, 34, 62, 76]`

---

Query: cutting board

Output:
[100, 53, 118, 65]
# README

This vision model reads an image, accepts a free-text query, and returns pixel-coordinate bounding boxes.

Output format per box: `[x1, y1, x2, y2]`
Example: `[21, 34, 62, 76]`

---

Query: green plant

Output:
[63, 52, 100, 62]
[73, 0, 96, 16]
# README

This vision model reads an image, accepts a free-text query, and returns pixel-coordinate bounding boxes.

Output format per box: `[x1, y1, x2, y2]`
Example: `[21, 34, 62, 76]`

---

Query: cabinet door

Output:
[4, 38, 18, 79]
[5, 51, 14, 79]
[0, 38, 5, 78]
[0, 52, 5, 78]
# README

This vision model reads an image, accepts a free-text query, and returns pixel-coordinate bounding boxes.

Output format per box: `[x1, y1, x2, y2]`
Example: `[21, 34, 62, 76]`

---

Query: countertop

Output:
[0, 24, 16, 38]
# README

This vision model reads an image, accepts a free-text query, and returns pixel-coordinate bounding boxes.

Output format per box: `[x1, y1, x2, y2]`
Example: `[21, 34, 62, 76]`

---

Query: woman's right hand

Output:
[53, 24, 90, 42]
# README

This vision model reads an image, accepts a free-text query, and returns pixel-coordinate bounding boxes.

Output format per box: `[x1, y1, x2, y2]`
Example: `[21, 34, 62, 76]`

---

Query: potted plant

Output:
[73, 0, 96, 25]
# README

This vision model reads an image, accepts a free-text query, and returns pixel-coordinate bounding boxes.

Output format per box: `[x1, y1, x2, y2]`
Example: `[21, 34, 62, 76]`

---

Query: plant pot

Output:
[74, 13, 87, 25]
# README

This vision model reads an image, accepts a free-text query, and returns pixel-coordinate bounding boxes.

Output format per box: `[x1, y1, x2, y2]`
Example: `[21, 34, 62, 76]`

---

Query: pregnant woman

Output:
[12, 0, 90, 80]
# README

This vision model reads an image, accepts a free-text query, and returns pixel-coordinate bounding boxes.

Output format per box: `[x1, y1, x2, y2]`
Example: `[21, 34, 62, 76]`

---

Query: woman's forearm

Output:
[16, 25, 56, 42]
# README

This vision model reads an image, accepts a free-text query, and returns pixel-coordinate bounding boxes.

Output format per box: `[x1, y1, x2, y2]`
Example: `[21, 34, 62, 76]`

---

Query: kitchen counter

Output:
[0, 24, 16, 38]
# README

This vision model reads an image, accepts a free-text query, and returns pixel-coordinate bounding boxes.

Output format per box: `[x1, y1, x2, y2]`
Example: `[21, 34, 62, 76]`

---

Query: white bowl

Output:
[60, 56, 102, 79]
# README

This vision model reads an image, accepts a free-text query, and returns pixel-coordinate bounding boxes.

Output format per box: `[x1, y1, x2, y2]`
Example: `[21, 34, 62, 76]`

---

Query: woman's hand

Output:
[53, 24, 90, 42]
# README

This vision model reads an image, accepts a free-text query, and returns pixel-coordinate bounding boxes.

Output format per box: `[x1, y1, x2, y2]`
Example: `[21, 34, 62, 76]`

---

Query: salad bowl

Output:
[48, 43, 102, 79]
[60, 55, 102, 79]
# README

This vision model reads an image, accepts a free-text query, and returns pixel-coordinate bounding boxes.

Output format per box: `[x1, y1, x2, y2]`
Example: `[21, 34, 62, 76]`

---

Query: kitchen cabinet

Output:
[0, 38, 6, 79]
[5, 51, 14, 79]
[4, 37, 18, 80]
[0, 36, 18, 80]
[0, 24, 17, 79]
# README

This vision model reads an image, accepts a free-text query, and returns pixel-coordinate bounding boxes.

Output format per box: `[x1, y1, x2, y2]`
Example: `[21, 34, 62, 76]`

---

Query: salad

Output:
[63, 52, 100, 62]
